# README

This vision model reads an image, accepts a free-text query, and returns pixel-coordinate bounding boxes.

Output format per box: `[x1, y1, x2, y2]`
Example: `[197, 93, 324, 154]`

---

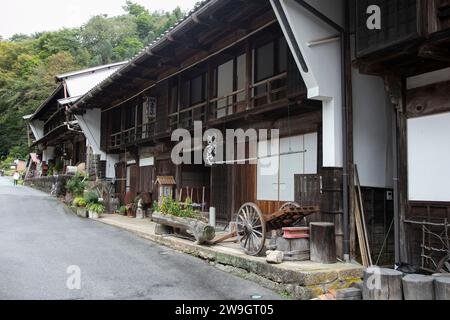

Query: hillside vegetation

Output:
[0, 1, 186, 161]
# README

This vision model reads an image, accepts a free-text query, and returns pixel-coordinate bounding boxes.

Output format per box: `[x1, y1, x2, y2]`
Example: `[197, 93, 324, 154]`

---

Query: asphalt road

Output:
[0, 177, 281, 300]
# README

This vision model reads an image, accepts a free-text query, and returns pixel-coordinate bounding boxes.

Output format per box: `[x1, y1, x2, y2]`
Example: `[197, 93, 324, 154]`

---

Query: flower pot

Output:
[282, 227, 310, 239]
[92, 212, 100, 219]
[136, 208, 146, 219]
[88, 210, 94, 219]
[127, 207, 136, 218]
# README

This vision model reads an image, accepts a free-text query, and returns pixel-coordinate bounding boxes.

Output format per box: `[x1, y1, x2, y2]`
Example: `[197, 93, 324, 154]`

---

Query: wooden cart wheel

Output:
[437, 254, 450, 273]
[236, 203, 266, 256]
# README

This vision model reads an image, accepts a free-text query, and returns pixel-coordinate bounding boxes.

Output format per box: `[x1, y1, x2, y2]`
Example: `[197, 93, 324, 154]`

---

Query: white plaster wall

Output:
[42, 147, 55, 163]
[352, 67, 393, 188]
[75, 109, 102, 157]
[29, 120, 44, 140]
[75, 109, 120, 179]
[105, 154, 119, 179]
[271, 0, 344, 167]
[407, 112, 450, 202]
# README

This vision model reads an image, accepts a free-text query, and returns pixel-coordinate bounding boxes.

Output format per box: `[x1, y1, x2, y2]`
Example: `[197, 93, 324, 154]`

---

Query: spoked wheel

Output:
[437, 254, 450, 273]
[236, 203, 266, 256]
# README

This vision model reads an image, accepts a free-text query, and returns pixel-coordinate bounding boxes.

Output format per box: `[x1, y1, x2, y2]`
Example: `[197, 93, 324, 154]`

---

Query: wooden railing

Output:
[109, 72, 289, 147]
[169, 101, 207, 131]
[109, 122, 155, 149]
[44, 110, 75, 135]
[210, 72, 288, 120]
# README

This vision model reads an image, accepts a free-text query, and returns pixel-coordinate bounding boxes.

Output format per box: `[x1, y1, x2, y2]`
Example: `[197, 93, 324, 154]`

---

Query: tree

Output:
[113, 37, 143, 60]
[123, 1, 149, 17]
[35, 29, 82, 59]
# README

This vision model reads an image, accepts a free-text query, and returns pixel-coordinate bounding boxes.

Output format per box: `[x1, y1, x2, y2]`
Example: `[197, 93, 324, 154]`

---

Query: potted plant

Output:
[83, 190, 99, 218]
[87, 203, 105, 219]
[124, 191, 136, 218]
[66, 173, 87, 204]
[118, 205, 127, 216]
[135, 195, 146, 219]
[73, 196, 87, 217]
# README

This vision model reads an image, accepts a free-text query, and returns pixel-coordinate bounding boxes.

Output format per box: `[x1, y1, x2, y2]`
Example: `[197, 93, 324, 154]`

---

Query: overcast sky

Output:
[0, 0, 199, 39]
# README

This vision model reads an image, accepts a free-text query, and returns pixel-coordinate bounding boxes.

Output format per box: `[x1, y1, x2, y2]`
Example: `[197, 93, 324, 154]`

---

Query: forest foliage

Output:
[0, 1, 186, 160]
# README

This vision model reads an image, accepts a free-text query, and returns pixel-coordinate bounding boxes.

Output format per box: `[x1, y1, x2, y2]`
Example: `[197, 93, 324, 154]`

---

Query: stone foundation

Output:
[25, 175, 71, 196]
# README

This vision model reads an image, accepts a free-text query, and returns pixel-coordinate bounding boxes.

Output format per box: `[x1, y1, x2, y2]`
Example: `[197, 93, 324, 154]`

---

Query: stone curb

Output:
[94, 217, 364, 290]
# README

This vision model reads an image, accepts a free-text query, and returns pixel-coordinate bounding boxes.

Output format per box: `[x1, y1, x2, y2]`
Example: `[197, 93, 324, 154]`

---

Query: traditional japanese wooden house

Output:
[25, 62, 126, 179]
[71, 0, 331, 228]
[352, 0, 450, 269]
[69, 0, 450, 268]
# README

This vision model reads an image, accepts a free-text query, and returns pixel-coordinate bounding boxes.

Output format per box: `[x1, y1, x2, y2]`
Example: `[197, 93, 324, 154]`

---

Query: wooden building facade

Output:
[353, 0, 450, 268]
[71, 1, 332, 224]
[68, 0, 450, 268]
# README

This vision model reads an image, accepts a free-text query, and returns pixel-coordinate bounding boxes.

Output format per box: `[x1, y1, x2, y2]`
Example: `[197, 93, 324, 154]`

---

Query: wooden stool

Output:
[363, 268, 403, 300]
[310, 222, 336, 264]
[434, 276, 450, 300]
[402, 274, 435, 300]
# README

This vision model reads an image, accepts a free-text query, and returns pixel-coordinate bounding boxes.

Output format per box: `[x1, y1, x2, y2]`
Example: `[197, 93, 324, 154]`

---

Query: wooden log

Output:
[402, 274, 435, 300]
[434, 276, 450, 300]
[363, 268, 403, 300]
[310, 222, 336, 264]
[335, 287, 362, 300]
[152, 213, 215, 244]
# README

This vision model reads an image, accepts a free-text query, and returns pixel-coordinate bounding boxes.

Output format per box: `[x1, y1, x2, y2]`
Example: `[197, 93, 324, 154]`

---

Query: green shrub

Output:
[66, 173, 87, 196]
[83, 190, 99, 205]
[157, 196, 198, 219]
[73, 197, 87, 207]
[118, 205, 127, 214]
[87, 203, 105, 214]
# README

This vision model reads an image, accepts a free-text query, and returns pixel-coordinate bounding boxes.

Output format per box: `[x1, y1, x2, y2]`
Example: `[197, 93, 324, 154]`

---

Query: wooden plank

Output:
[355, 165, 373, 266]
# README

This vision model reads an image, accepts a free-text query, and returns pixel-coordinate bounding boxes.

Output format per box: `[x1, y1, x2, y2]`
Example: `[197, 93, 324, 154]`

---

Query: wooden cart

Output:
[234, 202, 319, 256]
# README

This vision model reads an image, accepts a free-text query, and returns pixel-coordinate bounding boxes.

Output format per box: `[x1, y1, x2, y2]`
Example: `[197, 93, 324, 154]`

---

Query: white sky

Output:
[0, 0, 199, 39]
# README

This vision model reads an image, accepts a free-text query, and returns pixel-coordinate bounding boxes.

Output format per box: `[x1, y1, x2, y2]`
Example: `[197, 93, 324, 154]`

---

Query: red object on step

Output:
[282, 227, 310, 239]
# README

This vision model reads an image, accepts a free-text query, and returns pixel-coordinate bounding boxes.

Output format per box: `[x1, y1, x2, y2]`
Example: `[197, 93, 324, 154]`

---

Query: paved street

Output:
[0, 177, 281, 300]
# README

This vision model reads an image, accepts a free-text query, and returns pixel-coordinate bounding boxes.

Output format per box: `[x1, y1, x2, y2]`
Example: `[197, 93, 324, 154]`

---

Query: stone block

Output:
[266, 250, 284, 264]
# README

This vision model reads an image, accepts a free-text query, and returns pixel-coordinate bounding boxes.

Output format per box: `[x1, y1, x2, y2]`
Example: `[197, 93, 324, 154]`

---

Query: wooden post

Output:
[245, 39, 252, 110]
[434, 277, 450, 300]
[362, 268, 403, 300]
[152, 212, 215, 244]
[310, 222, 336, 264]
[402, 274, 435, 300]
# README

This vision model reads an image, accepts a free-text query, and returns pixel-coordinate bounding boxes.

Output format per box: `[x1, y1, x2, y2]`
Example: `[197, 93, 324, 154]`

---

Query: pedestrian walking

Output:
[13, 171, 20, 186]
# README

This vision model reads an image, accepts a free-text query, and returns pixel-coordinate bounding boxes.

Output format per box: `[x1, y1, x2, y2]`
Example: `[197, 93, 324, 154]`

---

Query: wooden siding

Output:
[406, 80, 450, 118]
[355, 0, 420, 58]
[210, 165, 232, 220]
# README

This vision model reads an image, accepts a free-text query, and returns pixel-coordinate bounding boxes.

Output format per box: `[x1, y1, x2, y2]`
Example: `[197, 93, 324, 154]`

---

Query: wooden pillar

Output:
[363, 268, 403, 300]
[384, 74, 407, 263]
[245, 39, 252, 110]
[310, 222, 336, 264]
[206, 61, 212, 121]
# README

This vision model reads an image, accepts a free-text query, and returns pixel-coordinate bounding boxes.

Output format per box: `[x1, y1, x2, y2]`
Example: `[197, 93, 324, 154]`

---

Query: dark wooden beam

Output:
[166, 34, 210, 52]
[418, 44, 450, 62]
[191, 13, 250, 31]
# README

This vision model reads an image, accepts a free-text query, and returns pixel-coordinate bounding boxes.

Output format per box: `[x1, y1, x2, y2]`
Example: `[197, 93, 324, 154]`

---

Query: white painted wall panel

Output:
[257, 133, 318, 201]
[352, 68, 393, 188]
[407, 112, 450, 202]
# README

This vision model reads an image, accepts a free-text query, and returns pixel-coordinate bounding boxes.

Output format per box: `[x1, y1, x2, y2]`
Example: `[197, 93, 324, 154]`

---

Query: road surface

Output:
[0, 177, 281, 300]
